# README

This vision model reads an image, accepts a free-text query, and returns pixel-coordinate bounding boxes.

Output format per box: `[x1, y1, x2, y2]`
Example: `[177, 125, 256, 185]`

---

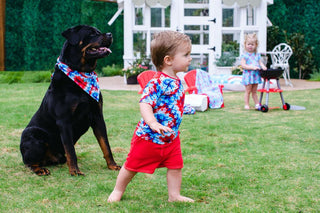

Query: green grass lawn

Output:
[1, 82, 319, 212]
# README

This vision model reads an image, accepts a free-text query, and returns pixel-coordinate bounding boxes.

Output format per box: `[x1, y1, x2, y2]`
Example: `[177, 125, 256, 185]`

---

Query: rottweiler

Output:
[20, 25, 121, 176]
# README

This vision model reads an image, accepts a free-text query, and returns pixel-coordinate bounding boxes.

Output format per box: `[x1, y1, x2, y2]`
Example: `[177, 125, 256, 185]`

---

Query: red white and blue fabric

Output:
[183, 104, 196, 115]
[195, 70, 224, 109]
[241, 52, 262, 85]
[55, 58, 100, 102]
[135, 72, 185, 145]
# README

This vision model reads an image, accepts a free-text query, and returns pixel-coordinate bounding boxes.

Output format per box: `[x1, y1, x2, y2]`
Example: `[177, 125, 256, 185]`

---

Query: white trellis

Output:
[109, 0, 274, 75]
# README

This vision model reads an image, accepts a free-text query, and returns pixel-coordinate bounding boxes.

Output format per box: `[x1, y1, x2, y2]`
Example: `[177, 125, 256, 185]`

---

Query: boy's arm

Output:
[139, 103, 173, 135]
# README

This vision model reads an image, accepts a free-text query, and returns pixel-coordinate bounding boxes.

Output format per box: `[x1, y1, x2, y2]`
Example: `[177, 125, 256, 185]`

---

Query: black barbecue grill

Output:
[257, 68, 290, 112]
[259, 68, 284, 79]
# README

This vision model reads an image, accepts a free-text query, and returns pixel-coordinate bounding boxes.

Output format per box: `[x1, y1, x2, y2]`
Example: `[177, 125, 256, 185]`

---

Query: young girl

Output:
[240, 33, 267, 110]
[107, 31, 194, 203]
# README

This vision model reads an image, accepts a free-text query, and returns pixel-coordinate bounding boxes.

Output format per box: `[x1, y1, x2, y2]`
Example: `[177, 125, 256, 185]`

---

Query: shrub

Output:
[215, 41, 239, 67]
[309, 70, 320, 81]
[100, 65, 123, 77]
[215, 52, 237, 67]
[0, 71, 52, 84]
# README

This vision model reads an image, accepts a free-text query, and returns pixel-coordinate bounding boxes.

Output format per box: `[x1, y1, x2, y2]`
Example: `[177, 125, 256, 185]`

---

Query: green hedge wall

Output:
[268, 0, 320, 69]
[6, 0, 319, 74]
[5, 0, 123, 72]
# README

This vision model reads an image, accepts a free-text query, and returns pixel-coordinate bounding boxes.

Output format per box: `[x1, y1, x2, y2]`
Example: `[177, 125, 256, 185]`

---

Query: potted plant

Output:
[122, 57, 150, 84]
[231, 65, 243, 75]
[215, 41, 239, 75]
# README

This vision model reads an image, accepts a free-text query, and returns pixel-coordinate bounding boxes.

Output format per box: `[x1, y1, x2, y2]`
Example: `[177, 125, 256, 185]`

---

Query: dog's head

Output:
[59, 25, 112, 72]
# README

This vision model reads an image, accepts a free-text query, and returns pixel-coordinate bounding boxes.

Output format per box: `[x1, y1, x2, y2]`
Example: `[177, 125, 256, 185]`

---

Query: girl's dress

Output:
[241, 52, 262, 85]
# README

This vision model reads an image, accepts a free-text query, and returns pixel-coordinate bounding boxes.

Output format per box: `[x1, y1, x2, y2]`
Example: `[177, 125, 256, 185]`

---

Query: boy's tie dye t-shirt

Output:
[136, 72, 185, 145]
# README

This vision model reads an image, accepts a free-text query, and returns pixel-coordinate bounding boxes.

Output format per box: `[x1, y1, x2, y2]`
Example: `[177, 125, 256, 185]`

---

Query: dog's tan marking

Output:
[70, 103, 78, 114]
[96, 135, 121, 171]
[29, 164, 50, 176]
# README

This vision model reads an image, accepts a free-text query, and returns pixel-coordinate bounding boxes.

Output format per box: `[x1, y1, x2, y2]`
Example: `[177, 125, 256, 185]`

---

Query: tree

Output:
[285, 33, 315, 79]
[268, 0, 320, 78]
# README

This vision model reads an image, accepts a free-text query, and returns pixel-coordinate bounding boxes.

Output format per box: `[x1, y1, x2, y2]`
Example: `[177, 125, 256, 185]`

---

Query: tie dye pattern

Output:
[135, 72, 185, 145]
[55, 58, 100, 102]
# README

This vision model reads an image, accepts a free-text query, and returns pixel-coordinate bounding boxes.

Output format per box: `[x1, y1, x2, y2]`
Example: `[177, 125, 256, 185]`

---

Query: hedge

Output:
[5, 0, 124, 72]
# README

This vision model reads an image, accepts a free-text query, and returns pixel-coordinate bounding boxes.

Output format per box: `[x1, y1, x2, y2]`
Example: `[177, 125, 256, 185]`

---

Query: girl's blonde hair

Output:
[244, 33, 259, 53]
[151, 31, 191, 71]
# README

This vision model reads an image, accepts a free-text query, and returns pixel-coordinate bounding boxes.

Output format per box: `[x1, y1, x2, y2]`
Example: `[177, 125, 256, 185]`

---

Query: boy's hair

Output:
[151, 31, 191, 71]
[244, 33, 259, 53]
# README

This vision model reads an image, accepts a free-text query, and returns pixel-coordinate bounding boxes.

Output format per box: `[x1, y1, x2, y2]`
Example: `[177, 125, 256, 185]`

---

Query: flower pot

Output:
[126, 75, 138, 84]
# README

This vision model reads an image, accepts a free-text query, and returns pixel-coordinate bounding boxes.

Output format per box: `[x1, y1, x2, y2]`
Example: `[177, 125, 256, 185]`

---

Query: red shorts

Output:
[124, 133, 183, 174]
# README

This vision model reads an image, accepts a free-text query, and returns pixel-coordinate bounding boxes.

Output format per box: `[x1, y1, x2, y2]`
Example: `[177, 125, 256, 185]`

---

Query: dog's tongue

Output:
[100, 47, 112, 53]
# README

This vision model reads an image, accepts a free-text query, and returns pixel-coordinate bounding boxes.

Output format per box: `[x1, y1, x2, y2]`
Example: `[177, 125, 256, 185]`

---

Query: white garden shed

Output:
[109, 0, 274, 74]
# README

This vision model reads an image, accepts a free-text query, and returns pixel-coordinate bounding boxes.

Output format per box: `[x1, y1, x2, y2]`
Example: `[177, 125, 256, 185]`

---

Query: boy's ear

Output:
[163, 55, 173, 66]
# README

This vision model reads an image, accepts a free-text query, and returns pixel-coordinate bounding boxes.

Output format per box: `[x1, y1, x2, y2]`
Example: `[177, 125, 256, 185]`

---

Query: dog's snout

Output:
[105, 33, 112, 38]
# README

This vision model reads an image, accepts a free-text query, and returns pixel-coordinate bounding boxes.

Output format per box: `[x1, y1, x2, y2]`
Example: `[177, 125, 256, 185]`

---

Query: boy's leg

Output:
[108, 167, 137, 202]
[167, 169, 194, 202]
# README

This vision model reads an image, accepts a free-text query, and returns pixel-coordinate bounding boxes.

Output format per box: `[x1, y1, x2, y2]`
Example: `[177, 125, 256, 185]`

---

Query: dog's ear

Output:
[62, 26, 82, 45]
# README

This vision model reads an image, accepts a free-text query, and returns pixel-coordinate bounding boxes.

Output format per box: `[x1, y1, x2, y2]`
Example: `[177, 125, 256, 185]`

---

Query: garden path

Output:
[99, 75, 320, 92]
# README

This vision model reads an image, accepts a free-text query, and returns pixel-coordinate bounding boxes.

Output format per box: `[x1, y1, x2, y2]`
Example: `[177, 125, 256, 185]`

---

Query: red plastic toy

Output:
[257, 68, 290, 112]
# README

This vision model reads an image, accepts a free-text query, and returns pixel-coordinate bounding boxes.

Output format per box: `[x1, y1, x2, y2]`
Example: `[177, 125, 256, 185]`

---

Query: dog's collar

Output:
[55, 57, 100, 102]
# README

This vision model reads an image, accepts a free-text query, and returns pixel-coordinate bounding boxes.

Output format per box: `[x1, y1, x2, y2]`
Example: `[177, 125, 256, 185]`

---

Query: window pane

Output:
[223, 34, 234, 43]
[187, 33, 200, 44]
[189, 54, 209, 71]
[185, 25, 200, 31]
[185, 25, 209, 45]
[184, 0, 204, 3]
[133, 32, 146, 56]
[247, 7, 255, 26]
[165, 6, 171, 27]
[222, 36, 240, 57]
[223, 9, 233, 27]
[203, 33, 209, 44]
[151, 8, 162, 27]
[135, 8, 144, 25]
[184, 8, 209, 16]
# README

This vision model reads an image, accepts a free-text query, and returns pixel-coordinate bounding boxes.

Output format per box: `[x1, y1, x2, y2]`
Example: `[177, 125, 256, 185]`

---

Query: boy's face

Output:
[171, 43, 192, 73]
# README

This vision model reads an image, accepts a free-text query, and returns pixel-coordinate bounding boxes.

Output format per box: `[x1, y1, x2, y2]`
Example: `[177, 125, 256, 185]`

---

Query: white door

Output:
[182, 0, 222, 74]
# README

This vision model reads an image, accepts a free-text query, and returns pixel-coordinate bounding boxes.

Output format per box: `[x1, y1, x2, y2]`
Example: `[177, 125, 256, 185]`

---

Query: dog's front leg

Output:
[92, 114, 121, 171]
[57, 121, 84, 176]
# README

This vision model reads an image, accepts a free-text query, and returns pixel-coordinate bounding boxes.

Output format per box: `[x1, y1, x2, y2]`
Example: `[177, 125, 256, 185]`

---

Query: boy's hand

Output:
[149, 122, 174, 136]
[140, 103, 174, 136]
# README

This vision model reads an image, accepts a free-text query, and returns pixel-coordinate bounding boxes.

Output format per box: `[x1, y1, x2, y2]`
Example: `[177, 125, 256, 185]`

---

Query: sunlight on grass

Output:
[0, 82, 319, 212]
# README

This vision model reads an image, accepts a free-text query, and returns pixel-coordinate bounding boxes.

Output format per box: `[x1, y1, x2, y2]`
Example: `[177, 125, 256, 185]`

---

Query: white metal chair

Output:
[267, 43, 293, 86]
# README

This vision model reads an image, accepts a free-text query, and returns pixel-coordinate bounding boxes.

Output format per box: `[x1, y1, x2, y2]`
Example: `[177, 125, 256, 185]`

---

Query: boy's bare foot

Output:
[107, 190, 123, 203]
[168, 195, 194, 203]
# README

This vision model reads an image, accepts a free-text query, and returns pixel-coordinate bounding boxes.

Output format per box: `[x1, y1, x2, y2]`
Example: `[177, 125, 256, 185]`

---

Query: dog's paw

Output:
[36, 168, 51, 176]
[29, 165, 51, 176]
[108, 164, 121, 171]
[70, 170, 85, 176]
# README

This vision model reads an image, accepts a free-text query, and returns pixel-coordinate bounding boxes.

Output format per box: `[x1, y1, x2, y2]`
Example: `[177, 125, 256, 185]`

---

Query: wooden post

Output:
[0, 0, 5, 71]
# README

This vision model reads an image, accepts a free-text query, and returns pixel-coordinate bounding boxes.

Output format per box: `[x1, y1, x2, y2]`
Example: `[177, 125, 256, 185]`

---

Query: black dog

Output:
[20, 25, 121, 176]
